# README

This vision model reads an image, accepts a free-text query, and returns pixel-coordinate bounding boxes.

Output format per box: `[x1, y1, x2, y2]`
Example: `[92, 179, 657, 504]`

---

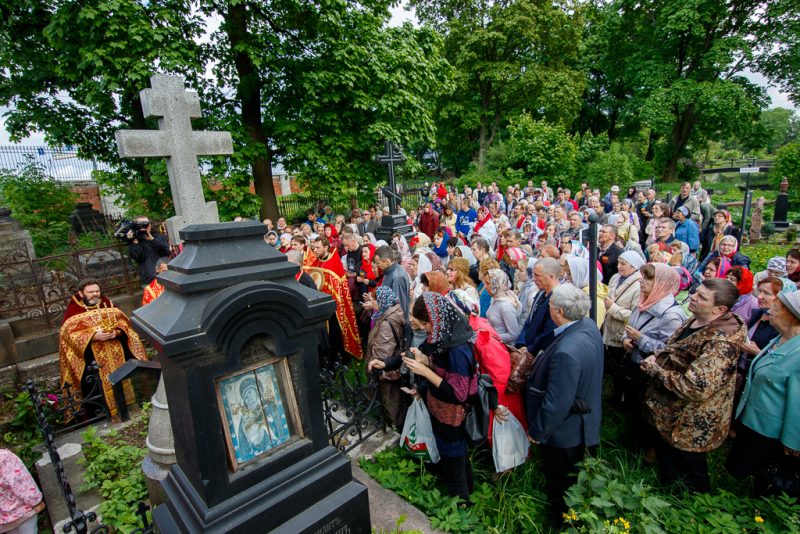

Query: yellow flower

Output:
[755, 515, 764, 524]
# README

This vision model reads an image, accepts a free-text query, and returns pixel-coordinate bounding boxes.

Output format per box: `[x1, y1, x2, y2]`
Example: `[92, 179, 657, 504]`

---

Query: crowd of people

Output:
[263, 179, 800, 528]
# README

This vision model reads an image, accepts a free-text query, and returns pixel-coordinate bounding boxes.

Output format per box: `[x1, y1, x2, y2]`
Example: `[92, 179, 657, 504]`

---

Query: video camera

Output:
[113, 219, 149, 242]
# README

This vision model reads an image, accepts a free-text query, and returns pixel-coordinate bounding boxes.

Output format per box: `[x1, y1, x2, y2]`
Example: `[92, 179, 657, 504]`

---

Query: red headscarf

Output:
[730, 267, 754, 296]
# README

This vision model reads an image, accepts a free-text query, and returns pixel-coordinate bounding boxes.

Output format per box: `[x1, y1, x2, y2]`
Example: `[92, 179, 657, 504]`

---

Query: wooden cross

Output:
[115, 75, 233, 244]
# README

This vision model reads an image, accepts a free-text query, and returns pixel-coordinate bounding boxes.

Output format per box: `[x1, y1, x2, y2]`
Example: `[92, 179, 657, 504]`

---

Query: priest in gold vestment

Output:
[59, 279, 148, 419]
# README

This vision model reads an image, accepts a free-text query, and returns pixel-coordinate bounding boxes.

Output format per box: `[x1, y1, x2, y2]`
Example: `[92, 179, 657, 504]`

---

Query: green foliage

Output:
[770, 141, 800, 187]
[563, 456, 671, 533]
[364, 388, 800, 534]
[0, 161, 77, 256]
[661, 491, 800, 533]
[584, 143, 641, 194]
[360, 449, 488, 533]
[0, 391, 42, 469]
[80, 427, 149, 533]
[421, 0, 584, 172]
[740, 243, 792, 273]
[503, 114, 578, 184]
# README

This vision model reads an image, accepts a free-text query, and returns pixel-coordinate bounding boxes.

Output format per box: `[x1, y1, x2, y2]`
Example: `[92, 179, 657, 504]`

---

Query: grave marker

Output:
[115, 75, 232, 244]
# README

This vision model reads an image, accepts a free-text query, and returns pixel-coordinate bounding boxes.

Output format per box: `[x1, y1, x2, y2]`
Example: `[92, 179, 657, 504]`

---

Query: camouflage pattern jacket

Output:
[644, 312, 747, 452]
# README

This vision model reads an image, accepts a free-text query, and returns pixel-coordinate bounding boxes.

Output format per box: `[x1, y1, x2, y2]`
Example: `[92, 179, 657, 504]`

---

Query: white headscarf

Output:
[619, 250, 645, 271]
[456, 245, 477, 266]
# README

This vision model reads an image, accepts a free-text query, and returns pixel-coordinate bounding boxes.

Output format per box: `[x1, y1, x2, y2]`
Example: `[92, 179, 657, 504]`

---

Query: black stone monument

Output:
[132, 221, 370, 533]
[375, 141, 415, 242]
[773, 176, 790, 231]
[68, 202, 106, 234]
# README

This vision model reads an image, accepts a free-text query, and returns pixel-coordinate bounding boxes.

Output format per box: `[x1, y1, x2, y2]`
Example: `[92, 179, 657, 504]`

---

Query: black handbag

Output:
[464, 373, 498, 446]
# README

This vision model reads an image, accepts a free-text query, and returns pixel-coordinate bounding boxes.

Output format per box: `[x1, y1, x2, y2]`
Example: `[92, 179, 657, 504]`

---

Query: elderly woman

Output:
[736, 277, 797, 398]
[727, 291, 800, 496]
[371, 293, 478, 500]
[696, 235, 751, 278]
[365, 286, 407, 427]
[484, 269, 522, 344]
[699, 209, 738, 261]
[620, 264, 687, 412]
[603, 251, 644, 400]
[563, 257, 608, 327]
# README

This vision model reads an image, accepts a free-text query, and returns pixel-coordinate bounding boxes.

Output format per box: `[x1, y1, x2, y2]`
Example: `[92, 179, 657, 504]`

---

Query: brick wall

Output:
[69, 182, 102, 211]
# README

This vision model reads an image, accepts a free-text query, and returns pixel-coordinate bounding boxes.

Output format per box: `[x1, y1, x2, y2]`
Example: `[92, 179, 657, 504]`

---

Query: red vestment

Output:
[59, 294, 148, 419]
[141, 279, 164, 306]
[304, 251, 363, 359]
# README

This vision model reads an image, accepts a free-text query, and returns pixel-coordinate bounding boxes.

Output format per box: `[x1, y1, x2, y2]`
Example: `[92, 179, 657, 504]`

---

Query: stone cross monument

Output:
[115, 74, 233, 503]
[115, 74, 233, 244]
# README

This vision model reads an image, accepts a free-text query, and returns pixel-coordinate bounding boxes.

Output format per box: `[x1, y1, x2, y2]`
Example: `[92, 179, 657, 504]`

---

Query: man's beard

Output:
[82, 297, 100, 306]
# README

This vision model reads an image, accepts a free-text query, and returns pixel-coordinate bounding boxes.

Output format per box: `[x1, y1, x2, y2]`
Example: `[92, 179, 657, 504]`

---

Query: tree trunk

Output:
[478, 116, 488, 170]
[661, 105, 697, 181]
[224, 3, 279, 221]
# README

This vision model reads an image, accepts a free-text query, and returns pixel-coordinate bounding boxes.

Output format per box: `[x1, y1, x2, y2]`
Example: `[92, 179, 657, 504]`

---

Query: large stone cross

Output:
[115, 74, 233, 244]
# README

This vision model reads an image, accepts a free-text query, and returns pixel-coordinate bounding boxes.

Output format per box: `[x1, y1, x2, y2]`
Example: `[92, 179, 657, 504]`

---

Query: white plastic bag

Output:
[492, 408, 529, 472]
[400, 398, 440, 464]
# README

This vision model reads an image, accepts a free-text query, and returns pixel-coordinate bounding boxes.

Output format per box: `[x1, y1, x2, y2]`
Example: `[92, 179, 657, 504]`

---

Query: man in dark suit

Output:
[515, 257, 560, 355]
[598, 224, 623, 284]
[526, 283, 604, 527]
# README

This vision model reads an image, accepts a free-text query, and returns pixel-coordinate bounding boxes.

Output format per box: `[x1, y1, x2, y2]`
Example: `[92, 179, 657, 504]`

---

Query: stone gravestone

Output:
[115, 74, 232, 244]
[374, 141, 415, 242]
[116, 74, 233, 501]
[773, 176, 790, 231]
[749, 197, 764, 244]
[118, 74, 370, 532]
[133, 223, 370, 533]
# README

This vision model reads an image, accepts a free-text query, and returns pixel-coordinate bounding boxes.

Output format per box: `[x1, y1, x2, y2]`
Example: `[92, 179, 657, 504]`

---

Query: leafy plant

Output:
[563, 456, 671, 533]
[80, 427, 149, 533]
[0, 391, 43, 469]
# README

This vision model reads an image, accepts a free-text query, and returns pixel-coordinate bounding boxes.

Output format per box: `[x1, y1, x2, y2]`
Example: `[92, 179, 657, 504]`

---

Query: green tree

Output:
[770, 141, 800, 186]
[577, 0, 797, 181]
[500, 114, 578, 186]
[200, 0, 452, 213]
[0, 161, 77, 256]
[0, 0, 204, 169]
[413, 0, 584, 173]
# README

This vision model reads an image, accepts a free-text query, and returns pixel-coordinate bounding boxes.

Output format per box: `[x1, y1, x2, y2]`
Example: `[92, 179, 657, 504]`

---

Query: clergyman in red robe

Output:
[304, 236, 362, 360]
[59, 279, 148, 419]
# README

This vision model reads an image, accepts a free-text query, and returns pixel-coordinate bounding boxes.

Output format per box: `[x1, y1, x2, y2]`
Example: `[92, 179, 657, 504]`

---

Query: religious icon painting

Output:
[216, 358, 302, 471]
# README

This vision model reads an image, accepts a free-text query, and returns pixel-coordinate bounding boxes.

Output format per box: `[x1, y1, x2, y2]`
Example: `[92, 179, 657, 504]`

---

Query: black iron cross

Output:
[376, 141, 405, 215]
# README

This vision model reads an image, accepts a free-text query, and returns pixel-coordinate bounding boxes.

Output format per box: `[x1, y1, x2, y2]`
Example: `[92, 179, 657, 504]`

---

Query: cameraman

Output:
[127, 216, 170, 287]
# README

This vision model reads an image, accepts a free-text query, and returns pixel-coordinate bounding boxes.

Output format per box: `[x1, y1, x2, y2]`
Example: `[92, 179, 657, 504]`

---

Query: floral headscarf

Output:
[373, 285, 399, 320]
[420, 292, 475, 349]
[447, 289, 480, 317]
[487, 268, 520, 310]
[638, 264, 680, 312]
